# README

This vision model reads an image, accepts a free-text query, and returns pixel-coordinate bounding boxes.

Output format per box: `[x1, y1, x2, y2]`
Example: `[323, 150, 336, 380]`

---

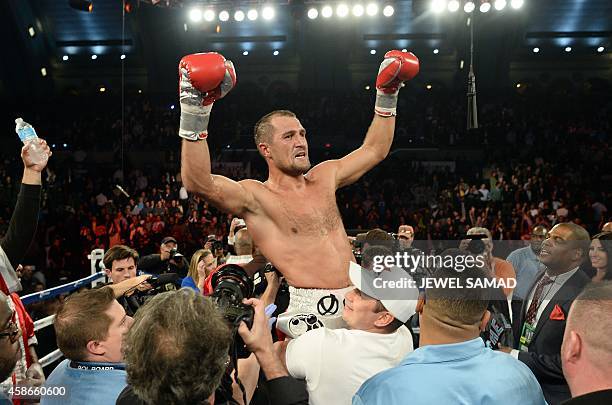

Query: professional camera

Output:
[211, 264, 255, 359]
[123, 273, 181, 316]
[465, 234, 487, 255]
[212, 240, 223, 252]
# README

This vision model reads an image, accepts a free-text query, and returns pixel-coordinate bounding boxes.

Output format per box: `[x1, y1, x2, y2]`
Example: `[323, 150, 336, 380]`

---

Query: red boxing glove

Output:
[374, 50, 419, 117]
[179, 52, 237, 140]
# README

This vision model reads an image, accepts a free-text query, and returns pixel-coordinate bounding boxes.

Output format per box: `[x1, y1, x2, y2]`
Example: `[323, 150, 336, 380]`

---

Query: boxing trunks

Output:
[276, 286, 353, 338]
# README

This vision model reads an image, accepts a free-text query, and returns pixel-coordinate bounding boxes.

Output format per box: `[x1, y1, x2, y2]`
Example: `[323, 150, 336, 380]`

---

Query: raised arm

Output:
[334, 50, 419, 189]
[178, 52, 257, 216]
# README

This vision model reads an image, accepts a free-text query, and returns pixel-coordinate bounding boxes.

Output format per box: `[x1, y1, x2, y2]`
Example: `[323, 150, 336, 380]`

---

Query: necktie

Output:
[525, 274, 554, 325]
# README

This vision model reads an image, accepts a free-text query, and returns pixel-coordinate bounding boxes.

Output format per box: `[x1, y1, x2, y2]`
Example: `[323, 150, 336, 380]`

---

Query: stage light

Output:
[352, 4, 364, 16]
[431, 0, 446, 14]
[370, 49, 376, 55]
[262, 6, 275, 20]
[219, 10, 229, 21]
[170, 105, 175, 110]
[565, 46, 572, 52]
[28, 27, 35, 37]
[494, 0, 506, 10]
[366, 3, 378, 16]
[460, 59, 464, 69]
[480, 2, 491, 12]
[91, 54, 97, 60]
[597, 46, 604, 53]
[189, 8, 203, 22]
[138, 90, 142, 94]
[62, 55, 69, 61]
[121, 54, 126, 60]
[307, 8, 318, 19]
[426, 84, 432, 90]
[40, 68, 47, 77]
[510, 0, 523, 9]
[243, 50, 249, 56]
[516, 83, 521, 88]
[204, 9, 216, 21]
[247, 9, 258, 20]
[464, 1, 475, 12]
[532, 47, 539, 53]
[337, 4, 349, 17]
[433, 48, 439, 54]
[234, 10, 245, 21]
[69, 0, 93, 13]
[401, 48, 408, 52]
[365, 85, 370, 90]
[383, 5, 394, 17]
[322, 5, 333, 18]
[273, 50, 279, 56]
[448, 0, 460, 12]
[99, 86, 106, 92]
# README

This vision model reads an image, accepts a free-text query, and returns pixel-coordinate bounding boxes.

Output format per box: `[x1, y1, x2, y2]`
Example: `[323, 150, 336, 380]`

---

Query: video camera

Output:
[210, 264, 255, 359]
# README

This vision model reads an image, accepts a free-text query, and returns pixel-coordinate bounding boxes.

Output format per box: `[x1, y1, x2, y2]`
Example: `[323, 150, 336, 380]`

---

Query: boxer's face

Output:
[268, 116, 311, 175]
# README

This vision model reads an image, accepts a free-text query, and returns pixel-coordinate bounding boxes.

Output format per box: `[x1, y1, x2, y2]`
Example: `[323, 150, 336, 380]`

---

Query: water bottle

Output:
[15, 118, 47, 166]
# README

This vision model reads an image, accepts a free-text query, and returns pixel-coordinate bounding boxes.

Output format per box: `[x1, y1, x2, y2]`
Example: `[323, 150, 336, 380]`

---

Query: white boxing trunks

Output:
[276, 286, 353, 338]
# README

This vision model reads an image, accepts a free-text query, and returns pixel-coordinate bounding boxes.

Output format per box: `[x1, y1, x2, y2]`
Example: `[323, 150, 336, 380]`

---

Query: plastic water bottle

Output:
[15, 118, 47, 166]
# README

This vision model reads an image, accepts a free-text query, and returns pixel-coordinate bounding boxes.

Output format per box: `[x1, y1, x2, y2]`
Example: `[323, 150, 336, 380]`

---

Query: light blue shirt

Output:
[506, 246, 544, 299]
[41, 359, 127, 405]
[353, 337, 547, 405]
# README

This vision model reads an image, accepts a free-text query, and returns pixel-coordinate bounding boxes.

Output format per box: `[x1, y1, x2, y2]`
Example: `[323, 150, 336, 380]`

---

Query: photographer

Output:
[138, 237, 188, 278]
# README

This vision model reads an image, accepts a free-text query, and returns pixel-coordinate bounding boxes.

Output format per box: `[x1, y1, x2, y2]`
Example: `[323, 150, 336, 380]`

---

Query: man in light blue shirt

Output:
[506, 226, 548, 299]
[353, 249, 546, 405]
[42, 287, 132, 405]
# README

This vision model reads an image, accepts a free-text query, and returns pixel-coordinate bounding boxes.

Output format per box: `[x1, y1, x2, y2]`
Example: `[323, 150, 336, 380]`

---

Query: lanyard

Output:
[69, 361, 125, 371]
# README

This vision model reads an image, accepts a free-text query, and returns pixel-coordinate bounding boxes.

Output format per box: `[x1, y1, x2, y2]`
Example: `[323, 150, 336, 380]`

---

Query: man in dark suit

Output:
[561, 281, 612, 404]
[501, 223, 591, 404]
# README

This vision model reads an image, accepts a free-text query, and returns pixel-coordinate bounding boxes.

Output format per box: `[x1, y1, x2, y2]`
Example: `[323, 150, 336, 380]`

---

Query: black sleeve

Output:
[0, 184, 41, 268]
[518, 351, 564, 383]
[268, 377, 309, 405]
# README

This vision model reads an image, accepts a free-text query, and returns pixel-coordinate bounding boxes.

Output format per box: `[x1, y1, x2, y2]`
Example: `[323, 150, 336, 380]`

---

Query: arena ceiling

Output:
[1, 0, 611, 99]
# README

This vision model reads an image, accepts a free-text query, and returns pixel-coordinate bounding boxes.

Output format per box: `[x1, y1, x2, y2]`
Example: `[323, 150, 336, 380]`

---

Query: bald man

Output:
[561, 281, 612, 404]
[503, 223, 591, 404]
[602, 222, 612, 233]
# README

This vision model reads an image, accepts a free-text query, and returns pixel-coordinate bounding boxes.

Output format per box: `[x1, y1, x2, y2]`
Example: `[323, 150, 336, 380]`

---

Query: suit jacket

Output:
[511, 269, 590, 405]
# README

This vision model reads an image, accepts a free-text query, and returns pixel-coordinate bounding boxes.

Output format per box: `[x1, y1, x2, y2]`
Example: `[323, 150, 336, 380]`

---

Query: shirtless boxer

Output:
[178, 50, 419, 335]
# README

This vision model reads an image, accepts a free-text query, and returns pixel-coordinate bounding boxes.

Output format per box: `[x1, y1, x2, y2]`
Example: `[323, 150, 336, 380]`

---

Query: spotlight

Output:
[401, 48, 408, 52]
[366, 3, 378, 16]
[273, 50, 279, 56]
[337, 4, 349, 17]
[510, 0, 524, 9]
[204, 9, 216, 21]
[189, 8, 203, 22]
[383, 5, 394, 17]
[494, 0, 506, 10]
[91, 54, 97, 60]
[532, 47, 539, 53]
[352, 4, 364, 16]
[219, 10, 229, 21]
[565, 46, 572, 52]
[62, 55, 69, 61]
[69, 0, 93, 13]
[321, 5, 333, 18]
[243, 50, 249, 56]
[307, 8, 318, 19]
[433, 48, 439, 54]
[464, 1, 475, 12]
[99, 86, 106, 92]
[28, 27, 35, 37]
[516, 83, 521, 88]
[370, 49, 376, 55]
[40, 68, 47, 77]
[262, 6, 275, 20]
[480, 2, 491, 12]
[170, 105, 175, 110]
[597, 46, 604, 53]
[138, 90, 142, 94]
[448, 0, 460, 12]
[234, 10, 245, 21]
[365, 85, 370, 90]
[431, 0, 446, 14]
[247, 9, 258, 20]
[426, 84, 432, 90]
[120, 54, 126, 60]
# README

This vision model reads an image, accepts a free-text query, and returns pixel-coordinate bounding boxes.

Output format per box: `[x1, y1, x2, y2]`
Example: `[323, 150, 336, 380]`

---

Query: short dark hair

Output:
[254, 110, 296, 146]
[124, 289, 232, 404]
[426, 249, 490, 326]
[54, 287, 116, 361]
[103, 245, 139, 270]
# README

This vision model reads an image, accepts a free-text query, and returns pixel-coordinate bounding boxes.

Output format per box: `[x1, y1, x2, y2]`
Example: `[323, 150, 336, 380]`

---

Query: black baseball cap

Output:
[161, 236, 177, 245]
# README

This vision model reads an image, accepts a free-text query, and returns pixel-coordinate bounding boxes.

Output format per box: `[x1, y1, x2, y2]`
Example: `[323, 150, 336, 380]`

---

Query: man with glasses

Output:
[507, 226, 548, 300]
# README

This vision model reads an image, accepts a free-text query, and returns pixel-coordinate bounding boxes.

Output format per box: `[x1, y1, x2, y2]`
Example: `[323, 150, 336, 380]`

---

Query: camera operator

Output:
[42, 287, 132, 405]
[138, 237, 188, 278]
